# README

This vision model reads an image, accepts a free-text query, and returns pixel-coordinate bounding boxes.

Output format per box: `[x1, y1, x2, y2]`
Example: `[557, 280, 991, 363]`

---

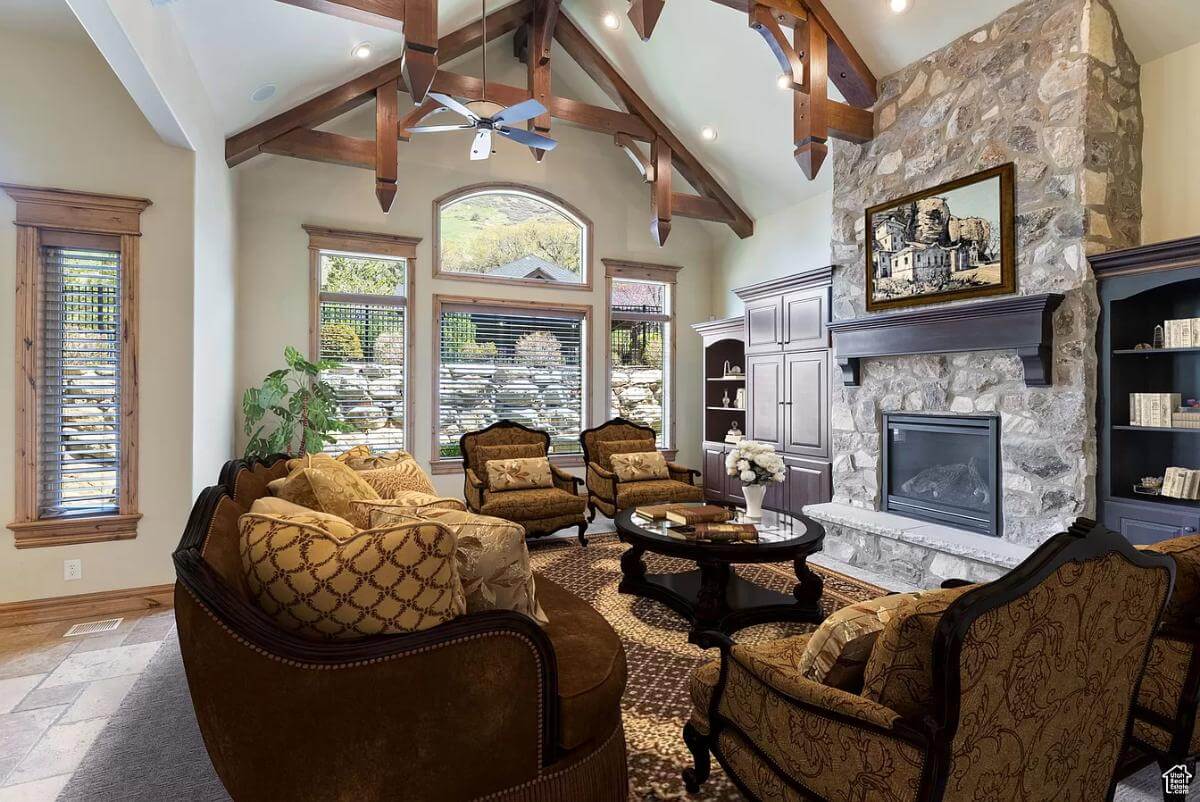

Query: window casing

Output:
[305, 226, 419, 455]
[4, 185, 149, 549]
[434, 184, 592, 290]
[604, 259, 680, 451]
[432, 296, 591, 470]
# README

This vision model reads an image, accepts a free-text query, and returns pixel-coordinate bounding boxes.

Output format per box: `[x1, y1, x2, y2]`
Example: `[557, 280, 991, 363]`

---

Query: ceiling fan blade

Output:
[470, 129, 493, 160]
[409, 124, 477, 133]
[491, 98, 549, 125]
[428, 92, 479, 121]
[496, 126, 558, 151]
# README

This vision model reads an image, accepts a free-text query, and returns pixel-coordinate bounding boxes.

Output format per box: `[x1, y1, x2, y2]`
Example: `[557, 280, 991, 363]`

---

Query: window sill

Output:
[430, 455, 586, 475]
[8, 513, 141, 549]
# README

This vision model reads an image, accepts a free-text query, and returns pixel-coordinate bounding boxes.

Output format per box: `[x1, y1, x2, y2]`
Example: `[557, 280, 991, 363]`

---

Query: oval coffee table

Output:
[613, 504, 826, 643]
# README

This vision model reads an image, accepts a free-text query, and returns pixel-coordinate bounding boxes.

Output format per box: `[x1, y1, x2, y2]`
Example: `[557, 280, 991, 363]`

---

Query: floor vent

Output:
[63, 618, 123, 637]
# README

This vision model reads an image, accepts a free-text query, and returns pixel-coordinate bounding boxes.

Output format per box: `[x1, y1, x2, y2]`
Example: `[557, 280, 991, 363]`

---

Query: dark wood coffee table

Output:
[613, 505, 826, 643]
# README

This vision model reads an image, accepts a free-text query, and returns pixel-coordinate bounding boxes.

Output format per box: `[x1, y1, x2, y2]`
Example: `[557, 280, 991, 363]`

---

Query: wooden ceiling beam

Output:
[554, 12, 752, 238]
[672, 192, 733, 224]
[615, 134, 653, 181]
[375, 79, 399, 211]
[276, 0, 405, 31]
[749, 4, 804, 91]
[828, 99, 872, 143]
[402, 0, 439, 101]
[530, 0, 559, 63]
[628, 0, 666, 41]
[793, 18, 828, 179]
[226, 0, 531, 167]
[650, 138, 672, 246]
[261, 129, 376, 169]
[526, 0, 556, 161]
[397, 98, 443, 141]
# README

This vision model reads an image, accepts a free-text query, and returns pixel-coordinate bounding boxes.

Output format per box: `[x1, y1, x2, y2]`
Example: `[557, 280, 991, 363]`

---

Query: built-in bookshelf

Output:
[1094, 237, 1200, 542]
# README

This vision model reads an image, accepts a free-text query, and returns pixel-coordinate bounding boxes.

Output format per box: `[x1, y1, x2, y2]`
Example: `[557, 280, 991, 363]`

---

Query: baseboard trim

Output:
[0, 582, 174, 629]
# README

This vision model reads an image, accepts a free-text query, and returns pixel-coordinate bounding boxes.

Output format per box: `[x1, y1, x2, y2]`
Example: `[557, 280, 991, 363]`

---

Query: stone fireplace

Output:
[804, 0, 1143, 588]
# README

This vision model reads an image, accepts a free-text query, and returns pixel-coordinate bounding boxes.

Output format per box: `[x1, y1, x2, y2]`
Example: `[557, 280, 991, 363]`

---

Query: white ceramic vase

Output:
[742, 484, 766, 520]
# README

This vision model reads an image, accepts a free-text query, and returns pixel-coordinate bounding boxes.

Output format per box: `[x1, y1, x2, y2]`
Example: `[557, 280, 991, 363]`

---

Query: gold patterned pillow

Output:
[352, 492, 467, 520]
[611, 450, 670, 482]
[358, 461, 437, 497]
[594, 438, 656, 472]
[475, 443, 545, 470]
[239, 513, 465, 640]
[275, 460, 380, 528]
[336, 445, 416, 471]
[284, 452, 337, 473]
[372, 507, 548, 625]
[798, 592, 918, 690]
[485, 457, 554, 492]
[250, 496, 326, 517]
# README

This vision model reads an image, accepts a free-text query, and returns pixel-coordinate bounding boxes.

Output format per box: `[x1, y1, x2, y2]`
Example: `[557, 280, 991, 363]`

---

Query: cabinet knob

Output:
[1183, 526, 1197, 535]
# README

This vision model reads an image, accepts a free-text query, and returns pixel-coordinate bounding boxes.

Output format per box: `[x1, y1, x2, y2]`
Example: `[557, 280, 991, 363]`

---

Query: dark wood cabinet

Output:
[692, 318, 746, 504]
[782, 456, 832, 515]
[783, 288, 829, 350]
[745, 298, 783, 354]
[747, 353, 785, 451]
[784, 351, 829, 458]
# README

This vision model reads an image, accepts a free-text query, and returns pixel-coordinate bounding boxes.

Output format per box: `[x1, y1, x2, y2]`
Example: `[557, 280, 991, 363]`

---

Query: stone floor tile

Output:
[0, 706, 67, 781]
[0, 774, 71, 801]
[39, 642, 159, 689]
[67, 630, 132, 654]
[0, 675, 44, 715]
[58, 674, 138, 724]
[13, 682, 85, 713]
[0, 642, 77, 681]
[4, 718, 107, 785]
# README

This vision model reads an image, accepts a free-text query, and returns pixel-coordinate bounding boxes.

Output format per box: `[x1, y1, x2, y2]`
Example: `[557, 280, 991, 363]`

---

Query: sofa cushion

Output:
[486, 456, 554, 492]
[357, 462, 437, 497]
[594, 438, 655, 472]
[799, 592, 919, 691]
[615, 479, 704, 509]
[480, 487, 587, 521]
[536, 575, 627, 750]
[1144, 534, 1200, 626]
[275, 460, 381, 527]
[611, 451, 669, 482]
[334, 445, 415, 471]
[239, 513, 464, 640]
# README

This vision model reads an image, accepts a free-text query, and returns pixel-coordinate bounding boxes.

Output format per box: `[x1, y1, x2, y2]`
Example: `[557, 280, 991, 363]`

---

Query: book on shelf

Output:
[1172, 411, 1200, 429]
[664, 505, 733, 525]
[1130, 393, 1182, 427]
[634, 503, 691, 520]
[1163, 318, 1200, 348]
[1162, 466, 1200, 500]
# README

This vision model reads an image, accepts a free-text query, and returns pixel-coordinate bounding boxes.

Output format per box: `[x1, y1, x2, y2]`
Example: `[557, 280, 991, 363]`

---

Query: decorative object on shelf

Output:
[1134, 477, 1163, 496]
[725, 422, 743, 444]
[722, 360, 743, 377]
[242, 346, 352, 459]
[1162, 467, 1200, 500]
[734, 388, 746, 409]
[725, 440, 785, 521]
[1133, 342, 1153, 350]
[721, 390, 731, 407]
[1153, 324, 1165, 350]
[864, 162, 1015, 312]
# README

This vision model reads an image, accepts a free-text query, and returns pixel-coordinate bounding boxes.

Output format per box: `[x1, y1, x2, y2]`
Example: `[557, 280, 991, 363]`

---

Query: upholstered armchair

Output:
[460, 420, 589, 545]
[580, 418, 702, 520]
[685, 518, 1175, 802]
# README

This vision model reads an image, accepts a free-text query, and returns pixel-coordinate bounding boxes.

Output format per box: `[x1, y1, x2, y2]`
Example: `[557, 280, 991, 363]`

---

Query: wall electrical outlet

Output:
[63, 559, 82, 581]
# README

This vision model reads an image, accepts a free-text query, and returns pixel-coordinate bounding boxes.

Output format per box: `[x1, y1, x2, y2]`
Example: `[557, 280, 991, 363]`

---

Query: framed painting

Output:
[864, 163, 1015, 313]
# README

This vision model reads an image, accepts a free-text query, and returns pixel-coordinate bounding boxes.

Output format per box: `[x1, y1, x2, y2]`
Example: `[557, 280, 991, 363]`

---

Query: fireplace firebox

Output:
[882, 413, 1001, 536]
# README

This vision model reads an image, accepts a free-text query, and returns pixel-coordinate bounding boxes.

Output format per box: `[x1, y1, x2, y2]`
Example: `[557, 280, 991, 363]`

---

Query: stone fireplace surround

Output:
[803, 0, 1143, 589]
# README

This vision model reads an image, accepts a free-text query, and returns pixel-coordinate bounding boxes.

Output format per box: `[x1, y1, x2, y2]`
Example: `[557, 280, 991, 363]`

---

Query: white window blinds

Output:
[438, 305, 586, 458]
[40, 245, 123, 518]
[609, 278, 671, 446]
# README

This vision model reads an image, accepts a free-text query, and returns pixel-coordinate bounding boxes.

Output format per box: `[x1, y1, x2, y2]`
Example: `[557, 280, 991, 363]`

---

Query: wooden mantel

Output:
[827, 293, 1064, 387]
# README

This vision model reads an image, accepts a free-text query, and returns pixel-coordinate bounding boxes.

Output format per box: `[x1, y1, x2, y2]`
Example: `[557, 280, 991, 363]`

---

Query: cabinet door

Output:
[784, 351, 829, 458]
[1103, 499, 1200, 545]
[745, 298, 783, 354]
[783, 457, 832, 516]
[702, 445, 727, 503]
[783, 287, 829, 350]
[747, 354, 785, 451]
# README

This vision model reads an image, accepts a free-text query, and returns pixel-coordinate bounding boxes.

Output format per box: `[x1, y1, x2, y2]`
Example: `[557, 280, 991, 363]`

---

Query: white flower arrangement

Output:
[725, 440, 785, 487]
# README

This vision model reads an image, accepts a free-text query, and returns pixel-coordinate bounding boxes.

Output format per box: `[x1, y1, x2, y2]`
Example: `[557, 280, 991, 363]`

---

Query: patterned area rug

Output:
[527, 532, 886, 801]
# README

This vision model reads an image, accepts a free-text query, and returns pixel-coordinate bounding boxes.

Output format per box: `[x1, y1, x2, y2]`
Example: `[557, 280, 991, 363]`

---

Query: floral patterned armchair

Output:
[460, 420, 588, 545]
[579, 418, 702, 520]
[685, 518, 1175, 802]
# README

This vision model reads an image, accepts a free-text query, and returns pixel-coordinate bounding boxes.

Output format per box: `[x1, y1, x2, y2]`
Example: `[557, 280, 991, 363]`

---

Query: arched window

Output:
[434, 184, 591, 289]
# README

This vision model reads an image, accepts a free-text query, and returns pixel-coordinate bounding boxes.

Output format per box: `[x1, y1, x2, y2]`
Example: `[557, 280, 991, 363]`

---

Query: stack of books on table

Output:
[664, 506, 733, 525]
[1162, 467, 1200, 500]
[1130, 393, 1182, 427]
[665, 522, 759, 542]
[1164, 318, 1200, 347]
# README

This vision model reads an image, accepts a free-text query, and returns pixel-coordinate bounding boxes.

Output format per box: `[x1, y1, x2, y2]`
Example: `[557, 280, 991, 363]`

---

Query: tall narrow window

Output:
[4, 185, 149, 548]
[604, 259, 680, 450]
[433, 297, 590, 466]
[305, 226, 420, 455]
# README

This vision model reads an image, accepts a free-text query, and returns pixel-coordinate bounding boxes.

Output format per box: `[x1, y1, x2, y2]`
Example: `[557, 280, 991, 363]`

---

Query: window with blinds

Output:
[609, 278, 671, 447]
[39, 245, 123, 518]
[316, 252, 408, 453]
[437, 304, 586, 459]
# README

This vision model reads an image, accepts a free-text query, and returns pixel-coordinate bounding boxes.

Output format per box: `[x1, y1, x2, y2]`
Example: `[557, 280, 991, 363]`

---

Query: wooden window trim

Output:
[305, 225, 420, 454]
[432, 183, 594, 292]
[430, 294, 593, 473]
[2, 184, 150, 549]
[603, 259, 680, 451]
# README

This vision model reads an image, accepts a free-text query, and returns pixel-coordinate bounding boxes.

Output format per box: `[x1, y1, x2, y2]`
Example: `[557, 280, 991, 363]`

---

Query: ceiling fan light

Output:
[602, 12, 621, 30]
[888, 0, 911, 14]
[352, 42, 373, 59]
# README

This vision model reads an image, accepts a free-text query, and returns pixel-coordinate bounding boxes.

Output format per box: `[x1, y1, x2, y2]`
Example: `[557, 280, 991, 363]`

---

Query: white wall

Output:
[235, 105, 722, 496]
[0, 22, 199, 603]
[711, 190, 833, 318]
[1141, 39, 1200, 245]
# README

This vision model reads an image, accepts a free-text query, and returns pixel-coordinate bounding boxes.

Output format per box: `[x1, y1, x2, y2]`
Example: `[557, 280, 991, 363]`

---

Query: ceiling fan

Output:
[408, 0, 558, 160]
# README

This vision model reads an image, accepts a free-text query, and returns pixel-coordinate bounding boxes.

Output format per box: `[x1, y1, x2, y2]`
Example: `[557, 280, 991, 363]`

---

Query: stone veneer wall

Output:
[828, 0, 1142, 548]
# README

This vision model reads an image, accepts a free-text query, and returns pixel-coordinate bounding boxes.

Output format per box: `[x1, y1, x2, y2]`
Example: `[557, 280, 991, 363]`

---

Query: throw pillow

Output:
[336, 445, 416, 471]
[611, 450, 670, 482]
[352, 492, 467, 520]
[250, 496, 326, 517]
[239, 513, 465, 640]
[475, 442, 545, 470]
[267, 477, 288, 496]
[798, 592, 919, 690]
[372, 506, 548, 625]
[594, 438, 656, 472]
[284, 452, 337, 473]
[357, 462, 437, 497]
[275, 459, 381, 527]
[486, 457, 554, 492]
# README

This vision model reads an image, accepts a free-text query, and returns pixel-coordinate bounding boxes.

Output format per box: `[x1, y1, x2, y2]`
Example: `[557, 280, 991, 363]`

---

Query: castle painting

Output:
[865, 163, 1015, 312]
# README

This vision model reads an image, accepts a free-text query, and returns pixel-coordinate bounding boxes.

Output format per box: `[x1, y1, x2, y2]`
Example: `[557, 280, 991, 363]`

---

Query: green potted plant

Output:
[242, 346, 352, 460]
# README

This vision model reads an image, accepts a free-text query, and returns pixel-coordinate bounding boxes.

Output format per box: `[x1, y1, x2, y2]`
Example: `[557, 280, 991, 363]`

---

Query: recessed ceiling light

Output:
[776, 73, 792, 90]
[700, 126, 718, 142]
[888, 0, 911, 13]
[352, 42, 373, 59]
[602, 12, 621, 30]
[250, 83, 277, 103]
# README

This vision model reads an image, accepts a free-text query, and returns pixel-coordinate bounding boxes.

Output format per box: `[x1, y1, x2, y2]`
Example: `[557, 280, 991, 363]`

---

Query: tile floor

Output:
[0, 609, 176, 801]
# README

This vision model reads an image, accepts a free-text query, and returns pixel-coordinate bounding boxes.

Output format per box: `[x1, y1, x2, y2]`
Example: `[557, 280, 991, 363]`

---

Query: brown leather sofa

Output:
[173, 455, 629, 802]
[685, 518, 1175, 801]
[580, 418, 702, 520]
